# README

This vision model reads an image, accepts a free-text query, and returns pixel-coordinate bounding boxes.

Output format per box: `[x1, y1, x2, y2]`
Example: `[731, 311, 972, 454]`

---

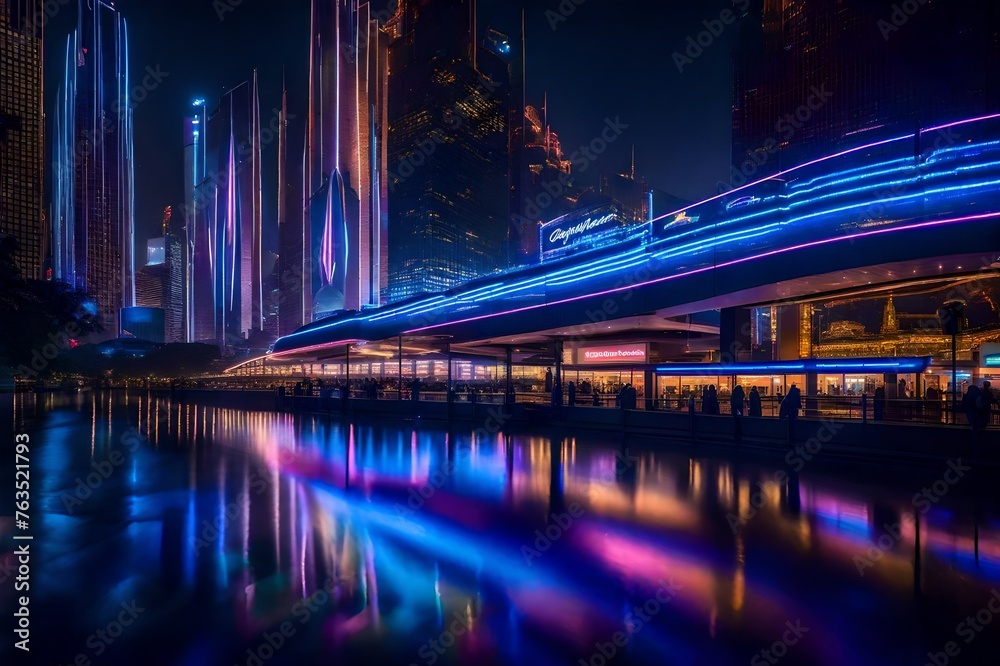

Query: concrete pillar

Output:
[804, 372, 818, 417]
[446, 343, 453, 407]
[776, 304, 810, 361]
[644, 369, 654, 410]
[719, 307, 752, 362]
[505, 347, 514, 406]
[553, 340, 564, 408]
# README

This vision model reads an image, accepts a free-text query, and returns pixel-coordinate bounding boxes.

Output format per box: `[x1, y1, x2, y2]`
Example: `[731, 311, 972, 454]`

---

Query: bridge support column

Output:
[805, 372, 818, 417]
[719, 307, 752, 362]
[553, 340, 564, 408]
[446, 343, 453, 412]
[775, 304, 810, 360]
[505, 347, 514, 407]
[644, 369, 654, 410]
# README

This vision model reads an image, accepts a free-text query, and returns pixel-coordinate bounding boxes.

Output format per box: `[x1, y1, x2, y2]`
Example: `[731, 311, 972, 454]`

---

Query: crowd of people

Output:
[962, 380, 996, 430]
[274, 372, 997, 430]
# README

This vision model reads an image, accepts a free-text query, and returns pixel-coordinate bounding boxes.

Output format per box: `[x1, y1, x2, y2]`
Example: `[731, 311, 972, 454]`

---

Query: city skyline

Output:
[38, 0, 738, 253]
[13, 0, 1000, 352]
[5, 5, 1000, 665]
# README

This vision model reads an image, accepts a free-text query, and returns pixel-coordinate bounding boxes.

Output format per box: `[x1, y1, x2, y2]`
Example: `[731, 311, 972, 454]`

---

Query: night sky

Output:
[43, 0, 735, 250]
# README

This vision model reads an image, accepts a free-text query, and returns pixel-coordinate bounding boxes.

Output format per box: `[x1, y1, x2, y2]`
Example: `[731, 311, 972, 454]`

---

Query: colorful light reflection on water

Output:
[3, 391, 1000, 666]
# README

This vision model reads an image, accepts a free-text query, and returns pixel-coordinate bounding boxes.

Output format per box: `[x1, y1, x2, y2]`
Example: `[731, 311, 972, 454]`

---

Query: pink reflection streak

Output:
[327, 534, 381, 644]
[575, 524, 712, 611]
[574, 523, 840, 658]
[505, 585, 602, 644]
[925, 528, 1000, 569]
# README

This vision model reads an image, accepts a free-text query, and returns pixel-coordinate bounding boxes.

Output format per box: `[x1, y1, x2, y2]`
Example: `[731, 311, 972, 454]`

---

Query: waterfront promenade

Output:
[148, 387, 1000, 467]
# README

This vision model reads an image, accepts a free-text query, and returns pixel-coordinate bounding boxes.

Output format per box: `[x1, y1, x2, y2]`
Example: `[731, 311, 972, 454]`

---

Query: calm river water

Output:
[2, 391, 999, 665]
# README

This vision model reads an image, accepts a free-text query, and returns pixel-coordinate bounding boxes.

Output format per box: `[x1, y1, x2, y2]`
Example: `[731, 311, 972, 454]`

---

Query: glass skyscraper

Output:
[302, 0, 389, 320]
[277, 84, 307, 337]
[510, 102, 579, 264]
[0, 0, 44, 282]
[183, 99, 208, 342]
[52, 0, 135, 335]
[189, 76, 263, 348]
[732, 0, 1000, 179]
[385, 0, 509, 303]
[135, 207, 185, 344]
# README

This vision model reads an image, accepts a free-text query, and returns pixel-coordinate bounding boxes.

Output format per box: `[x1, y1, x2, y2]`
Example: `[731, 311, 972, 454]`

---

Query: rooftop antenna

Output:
[521, 8, 527, 153]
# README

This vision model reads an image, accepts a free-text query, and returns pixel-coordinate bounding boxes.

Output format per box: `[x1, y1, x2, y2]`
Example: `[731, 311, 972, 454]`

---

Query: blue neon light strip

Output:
[274, 113, 1000, 354]
[654, 357, 933, 375]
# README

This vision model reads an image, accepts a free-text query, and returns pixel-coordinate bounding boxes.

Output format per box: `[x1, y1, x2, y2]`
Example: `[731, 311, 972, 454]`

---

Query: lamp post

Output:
[937, 300, 966, 424]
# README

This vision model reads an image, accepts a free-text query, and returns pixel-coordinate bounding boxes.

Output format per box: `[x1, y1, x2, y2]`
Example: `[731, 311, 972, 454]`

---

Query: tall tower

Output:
[732, 0, 1000, 178]
[386, 0, 510, 303]
[881, 296, 899, 335]
[189, 78, 263, 348]
[183, 99, 208, 342]
[512, 101, 578, 263]
[305, 0, 389, 319]
[135, 207, 184, 343]
[0, 0, 45, 282]
[52, 0, 135, 335]
[277, 82, 307, 337]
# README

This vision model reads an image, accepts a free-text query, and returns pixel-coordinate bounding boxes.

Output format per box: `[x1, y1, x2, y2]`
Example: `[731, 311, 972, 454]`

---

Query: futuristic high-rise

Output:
[385, 0, 510, 303]
[0, 0, 44, 282]
[277, 83, 307, 337]
[732, 0, 1000, 178]
[303, 0, 389, 319]
[52, 0, 135, 335]
[188, 76, 263, 348]
[511, 102, 579, 264]
[135, 207, 185, 344]
[183, 99, 208, 342]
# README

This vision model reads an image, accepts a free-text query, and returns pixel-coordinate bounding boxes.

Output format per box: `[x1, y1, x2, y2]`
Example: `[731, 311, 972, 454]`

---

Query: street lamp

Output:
[937, 300, 967, 423]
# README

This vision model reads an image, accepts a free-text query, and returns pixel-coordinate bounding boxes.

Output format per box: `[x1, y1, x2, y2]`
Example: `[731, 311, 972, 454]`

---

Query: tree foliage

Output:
[0, 235, 102, 374]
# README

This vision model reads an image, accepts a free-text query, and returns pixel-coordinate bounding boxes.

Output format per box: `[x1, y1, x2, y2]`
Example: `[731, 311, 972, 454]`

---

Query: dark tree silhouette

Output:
[0, 235, 102, 375]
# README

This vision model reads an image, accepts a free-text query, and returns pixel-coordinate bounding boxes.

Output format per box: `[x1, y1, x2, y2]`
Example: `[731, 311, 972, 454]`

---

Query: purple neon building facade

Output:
[183, 99, 208, 342]
[52, 0, 135, 336]
[187, 75, 264, 348]
[301, 0, 389, 320]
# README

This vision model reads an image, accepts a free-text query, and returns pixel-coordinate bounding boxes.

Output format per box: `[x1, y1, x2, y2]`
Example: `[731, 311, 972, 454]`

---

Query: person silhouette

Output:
[780, 384, 802, 420]
[748, 385, 762, 417]
[731, 384, 745, 417]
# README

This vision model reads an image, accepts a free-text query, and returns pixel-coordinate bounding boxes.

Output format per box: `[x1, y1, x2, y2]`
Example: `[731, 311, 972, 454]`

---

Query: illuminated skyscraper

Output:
[0, 0, 44, 281]
[600, 154, 650, 225]
[135, 207, 184, 343]
[189, 76, 263, 348]
[182, 98, 207, 342]
[511, 101, 579, 264]
[52, 0, 135, 335]
[277, 84, 307, 337]
[386, 0, 509, 302]
[732, 0, 1000, 178]
[304, 0, 389, 319]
